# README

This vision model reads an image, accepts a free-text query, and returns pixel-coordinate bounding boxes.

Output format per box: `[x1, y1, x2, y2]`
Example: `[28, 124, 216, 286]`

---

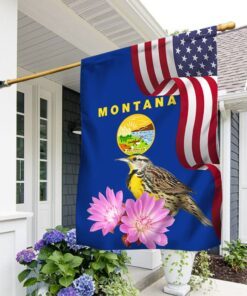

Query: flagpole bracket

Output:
[0, 80, 9, 89]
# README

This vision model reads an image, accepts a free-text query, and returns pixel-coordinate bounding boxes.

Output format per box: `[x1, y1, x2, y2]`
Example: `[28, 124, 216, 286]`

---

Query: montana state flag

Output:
[76, 26, 221, 250]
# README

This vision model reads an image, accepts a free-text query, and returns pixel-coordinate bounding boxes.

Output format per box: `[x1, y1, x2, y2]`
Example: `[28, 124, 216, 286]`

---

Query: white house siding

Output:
[230, 112, 240, 240]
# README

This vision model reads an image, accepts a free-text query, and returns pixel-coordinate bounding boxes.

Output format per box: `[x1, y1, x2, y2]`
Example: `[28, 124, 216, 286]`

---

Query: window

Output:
[40, 98, 48, 201]
[16, 91, 25, 204]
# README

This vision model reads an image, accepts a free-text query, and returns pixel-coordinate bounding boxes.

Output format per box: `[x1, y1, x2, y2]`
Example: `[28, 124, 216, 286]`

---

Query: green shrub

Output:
[223, 239, 247, 271]
[98, 275, 139, 296]
[16, 226, 136, 296]
[190, 251, 214, 292]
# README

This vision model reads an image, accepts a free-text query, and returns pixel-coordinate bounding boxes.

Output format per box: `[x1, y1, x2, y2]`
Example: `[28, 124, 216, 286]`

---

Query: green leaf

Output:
[106, 264, 115, 274]
[41, 262, 58, 274]
[18, 269, 31, 282]
[104, 252, 118, 260]
[23, 277, 37, 287]
[59, 275, 74, 287]
[84, 269, 94, 276]
[55, 225, 69, 233]
[91, 261, 105, 270]
[49, 284, 60, 294]
[31, 290, 38, 296]
[38, 246, 53, 260]
[28, 261, 38, 269]
[63, 253, 83, 268]
[57, 263, 75, 277]
[63, 253, 74, 262]
[48, 250, 63, 263]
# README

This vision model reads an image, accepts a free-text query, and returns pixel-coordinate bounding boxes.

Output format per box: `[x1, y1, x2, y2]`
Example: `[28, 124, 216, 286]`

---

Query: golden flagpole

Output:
[0, 21, 235, 89]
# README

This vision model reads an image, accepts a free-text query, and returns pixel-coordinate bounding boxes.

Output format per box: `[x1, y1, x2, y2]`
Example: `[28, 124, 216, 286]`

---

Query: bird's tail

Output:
[179, 194, 212, 226]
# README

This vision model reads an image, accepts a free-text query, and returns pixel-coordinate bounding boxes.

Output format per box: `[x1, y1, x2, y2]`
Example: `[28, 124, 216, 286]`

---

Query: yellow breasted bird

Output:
[117, 155, 212, 226]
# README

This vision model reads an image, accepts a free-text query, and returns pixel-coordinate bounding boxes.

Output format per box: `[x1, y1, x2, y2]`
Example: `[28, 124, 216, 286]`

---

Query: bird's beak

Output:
[115, 158, 129, 163]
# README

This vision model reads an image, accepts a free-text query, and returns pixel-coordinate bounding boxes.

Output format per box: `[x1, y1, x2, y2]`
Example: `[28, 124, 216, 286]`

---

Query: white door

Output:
[16, 80, 62, 244]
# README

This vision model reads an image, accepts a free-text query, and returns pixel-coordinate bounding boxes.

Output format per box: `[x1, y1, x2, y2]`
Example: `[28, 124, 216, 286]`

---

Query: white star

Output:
[202, 37, 207, 43]
[208, 45, 214, 52]
[186, 71, 191, 77]
[208, 27, 213, 34]
[191, 37, 196, 45]
[204, 54, 209, 60]
[182, 55, 187, 62]
[197, 29, 201, 35]
[193, 55, 198, 61]
[186, 46, 192, 53]
[186, 31, 190, 36]
[180, 39, 185, 45]
[211, 61, 216, 68]
[197, 46, 202, 53]
[176, 47, 181, 54]
[213, 36, 217, 42]
[208, 70, 213, 75]
[189, 63, 194, 69]
[178, 64, 183, 70]
[200, 62, 205, 69]
[197, 71, 202, 76]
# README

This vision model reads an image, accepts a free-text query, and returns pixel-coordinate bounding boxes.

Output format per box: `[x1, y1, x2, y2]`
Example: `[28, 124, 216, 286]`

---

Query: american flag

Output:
[131, 26, 222, 238]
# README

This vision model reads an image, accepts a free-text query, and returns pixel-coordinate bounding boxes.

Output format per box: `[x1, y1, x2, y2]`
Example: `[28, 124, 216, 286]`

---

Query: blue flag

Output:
[76, 26, 221, 250]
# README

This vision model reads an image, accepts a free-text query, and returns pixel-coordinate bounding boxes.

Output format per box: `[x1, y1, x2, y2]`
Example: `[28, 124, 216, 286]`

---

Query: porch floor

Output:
[140, 276, 247, 296]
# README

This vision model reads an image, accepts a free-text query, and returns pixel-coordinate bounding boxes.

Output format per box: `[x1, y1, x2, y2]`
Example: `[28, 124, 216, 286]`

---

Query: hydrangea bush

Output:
[16, 226, 138, 296]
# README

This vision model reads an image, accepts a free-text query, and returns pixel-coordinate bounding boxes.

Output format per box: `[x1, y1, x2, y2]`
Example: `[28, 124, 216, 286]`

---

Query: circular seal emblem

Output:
[117, 114, 155, 155]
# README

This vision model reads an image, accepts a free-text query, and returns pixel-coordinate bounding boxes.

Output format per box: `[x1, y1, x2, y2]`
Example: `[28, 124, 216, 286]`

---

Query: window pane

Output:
[40, 119, 47, 139]
[17, 160, 24, 181]
[40, 99, 47, 118]
[17, 92, 24, 113]
[40, 140, 47, 159]
[17, 114, 24, 136]
[17, 137, 24, 158]
[40, 161, 47, 180]
[40, 182, 47, 201]
[16, 183, 24, 204]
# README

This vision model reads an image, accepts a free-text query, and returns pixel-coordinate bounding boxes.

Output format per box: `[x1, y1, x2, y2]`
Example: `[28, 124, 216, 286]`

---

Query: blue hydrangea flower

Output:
[34, 239, 45, 251]
[73, 274, 95, 296]
[57, 286, 77, 296]
[65, 229, 84, 251]
[16, 249, 35, 264]
[42, 229, 65, 245]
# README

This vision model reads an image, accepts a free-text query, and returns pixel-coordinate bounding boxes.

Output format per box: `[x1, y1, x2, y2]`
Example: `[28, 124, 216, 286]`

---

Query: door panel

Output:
[16, 84, 33, 245]
[37, 89, 53, 239]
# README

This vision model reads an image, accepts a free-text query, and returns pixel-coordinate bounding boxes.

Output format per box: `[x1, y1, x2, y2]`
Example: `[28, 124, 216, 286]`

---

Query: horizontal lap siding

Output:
[230, 112, 239, 240]
[62, 87, 81, 228]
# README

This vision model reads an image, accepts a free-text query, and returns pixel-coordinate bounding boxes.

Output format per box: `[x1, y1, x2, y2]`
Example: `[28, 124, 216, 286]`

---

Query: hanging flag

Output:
[76, 26, 221, 250]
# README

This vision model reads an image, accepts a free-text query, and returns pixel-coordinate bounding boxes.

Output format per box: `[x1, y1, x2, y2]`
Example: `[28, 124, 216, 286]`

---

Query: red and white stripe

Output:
[131, 39, 222, 238]
[131, 37, 179, 96]
[175, 76, 219, 168]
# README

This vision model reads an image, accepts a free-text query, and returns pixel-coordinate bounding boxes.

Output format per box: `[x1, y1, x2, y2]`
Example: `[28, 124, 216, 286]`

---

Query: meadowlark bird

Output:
[117, 155, 212, 226]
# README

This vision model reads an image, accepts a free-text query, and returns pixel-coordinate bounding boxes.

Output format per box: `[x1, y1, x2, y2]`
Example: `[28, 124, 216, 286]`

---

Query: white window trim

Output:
[17, 67, 62, 240]
[239, 112, 247, 243]
[219, 106, 231, 252]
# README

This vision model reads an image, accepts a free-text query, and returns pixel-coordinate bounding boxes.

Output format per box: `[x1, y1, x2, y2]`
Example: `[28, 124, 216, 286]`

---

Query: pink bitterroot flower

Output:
[87, 187, 125, 236]
[120, 193, 175, 249]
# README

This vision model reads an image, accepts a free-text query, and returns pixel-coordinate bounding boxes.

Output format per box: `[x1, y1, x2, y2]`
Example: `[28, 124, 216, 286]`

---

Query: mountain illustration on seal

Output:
[117, 114, 155, 155]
